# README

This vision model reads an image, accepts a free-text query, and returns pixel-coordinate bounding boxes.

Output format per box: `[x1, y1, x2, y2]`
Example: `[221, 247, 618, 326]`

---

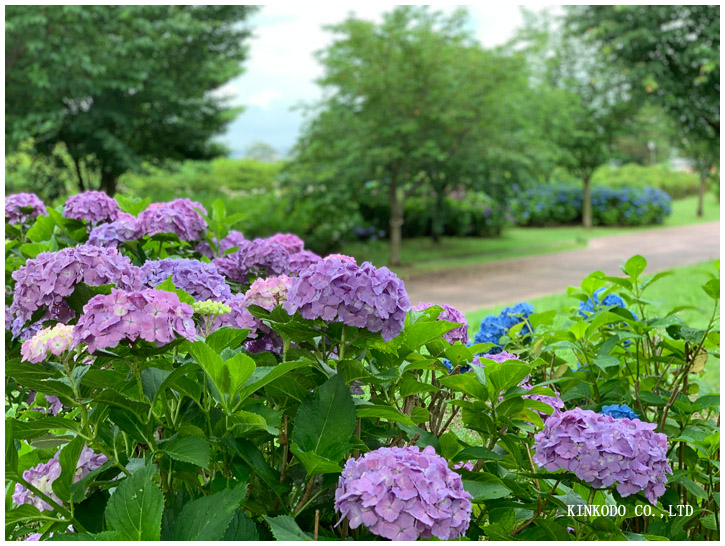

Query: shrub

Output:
[4, 191, 720, 541]
[510, 184, 672, 227]
[592, 163, 701, 199]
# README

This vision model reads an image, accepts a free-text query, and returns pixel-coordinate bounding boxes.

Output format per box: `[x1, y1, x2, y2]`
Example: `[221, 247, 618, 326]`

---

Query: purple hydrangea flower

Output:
[533, 408, 672, 504]
[325, 253, 356, 264]
[5, 193, 47, 225]
[412, 302, 468, 345]
[601, 404, 639, 420]
[284, 259, 410, 342]
[10, 245, 143, 338]
[87, 213, 140, 248]
[195, 230, 246, 259]
[73, 288, 197, 353]
[141, 258, 231, 302]
[13, 446, 107, 511]
[27, 392, 65, 416]
[213, 238, 290, 284]
[63, 191, 120, 224]
[268, 233, 304, 254]
[211, 292, 283, 354]
[334, 445, 472, 540]
[136, 198, 208, 241]
[288, 250, 323, 275]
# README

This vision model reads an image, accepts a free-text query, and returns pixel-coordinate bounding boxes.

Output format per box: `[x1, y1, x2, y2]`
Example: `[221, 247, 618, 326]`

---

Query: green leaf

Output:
[12, 417, 81, 440]
[401, 320, 461, 353]
[289, 447, 342, 475]
[66, 283, 113, 317]
[355, 404, 415, 426]
[140, 368, 172, 402]
[105, 464, 164, 541]
[161, 436, 211, 469]
[439, 431, 461, 460]
[238, 359, 313, 401]
[51, 436, 85, 503]
[205, 327, 250, 353]
[623, 255, 647, 279]
[291, 373, 356, 472]
[173, 485, 247, 540]
[702, 278, 720, 300]
[108, 408, 154, 444]
[263, 515, 313, 541]
[485, 361, 532, 396]
[222, 510, 259, 540]
[115, 194, 150, 216]
[26, 214, 56, 242]
[438, 373, 488, 401]
[154, 276, 194, 304]
[463, 473, 512, 500]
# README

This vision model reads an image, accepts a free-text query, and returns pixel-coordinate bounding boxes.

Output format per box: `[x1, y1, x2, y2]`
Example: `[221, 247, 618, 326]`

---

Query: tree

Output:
[513, 9, 635, 228]
[289, 7, 529, 265]
[565, 5, 720, 217]
[6, 5, 257, 195]
[243, 141, 279, 163]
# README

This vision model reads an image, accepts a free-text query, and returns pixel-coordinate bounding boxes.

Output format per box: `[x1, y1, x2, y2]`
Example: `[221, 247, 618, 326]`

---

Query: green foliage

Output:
[6, 5, 257, 194]
[593, 163, 702, 199]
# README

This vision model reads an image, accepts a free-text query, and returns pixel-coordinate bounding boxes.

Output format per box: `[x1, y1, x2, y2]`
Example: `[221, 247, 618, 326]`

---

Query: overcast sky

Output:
[217, 5, 541, 158]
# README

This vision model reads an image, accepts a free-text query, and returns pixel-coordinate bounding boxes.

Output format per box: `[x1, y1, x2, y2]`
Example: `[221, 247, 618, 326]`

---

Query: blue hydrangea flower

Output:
[472, 302, 534, 353]
[600, 404, 639, 420]
[578, 288, 627, 318]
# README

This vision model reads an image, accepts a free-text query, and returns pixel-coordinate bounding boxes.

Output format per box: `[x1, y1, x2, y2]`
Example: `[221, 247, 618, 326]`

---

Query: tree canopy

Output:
[5, 5, 257, 195]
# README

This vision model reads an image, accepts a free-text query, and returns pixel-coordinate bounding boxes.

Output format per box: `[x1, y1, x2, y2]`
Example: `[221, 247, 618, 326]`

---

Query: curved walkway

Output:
[403, 221, 721, 312]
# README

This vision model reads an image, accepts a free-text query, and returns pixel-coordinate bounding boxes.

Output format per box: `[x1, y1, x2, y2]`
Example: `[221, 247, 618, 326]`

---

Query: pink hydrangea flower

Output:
[21, 324, 75, 363]
[268, 233, 304, 254]
[335, 445, 472, 540]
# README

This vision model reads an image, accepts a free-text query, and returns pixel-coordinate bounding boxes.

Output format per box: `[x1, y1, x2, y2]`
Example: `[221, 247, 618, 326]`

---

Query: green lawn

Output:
[464, 260, 721, 393]
[341, 194, 720, 279]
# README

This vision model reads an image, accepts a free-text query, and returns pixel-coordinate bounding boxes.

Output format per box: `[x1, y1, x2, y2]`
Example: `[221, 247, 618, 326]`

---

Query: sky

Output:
[217, 5, 540, 158]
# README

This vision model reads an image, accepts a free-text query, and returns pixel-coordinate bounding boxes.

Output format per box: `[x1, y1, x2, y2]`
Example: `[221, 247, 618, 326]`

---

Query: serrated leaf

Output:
[161, 435, 210, 469]
[51, 436, 84, 503]
[263, 515, 312, 541]
[105, 464, 164, 540]
[173, 485, 247, 540]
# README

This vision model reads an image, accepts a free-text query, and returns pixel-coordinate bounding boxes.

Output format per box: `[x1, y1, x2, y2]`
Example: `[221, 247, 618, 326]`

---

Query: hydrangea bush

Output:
[4, 194, 720, 541]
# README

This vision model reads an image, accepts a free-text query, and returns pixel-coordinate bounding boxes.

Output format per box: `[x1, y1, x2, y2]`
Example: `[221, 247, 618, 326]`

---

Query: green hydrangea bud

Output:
[192, 300, 231, 316]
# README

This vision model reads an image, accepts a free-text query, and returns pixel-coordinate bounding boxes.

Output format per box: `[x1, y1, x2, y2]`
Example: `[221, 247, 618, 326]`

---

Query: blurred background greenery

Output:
[5, 5, 720, 263]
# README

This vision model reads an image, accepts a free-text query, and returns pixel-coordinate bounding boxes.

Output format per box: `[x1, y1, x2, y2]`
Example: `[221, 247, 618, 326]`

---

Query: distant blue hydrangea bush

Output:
[600, 404, 639, 420]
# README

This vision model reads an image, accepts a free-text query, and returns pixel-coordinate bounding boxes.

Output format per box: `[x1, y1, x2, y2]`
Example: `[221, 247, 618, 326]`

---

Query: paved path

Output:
[403, 222, 721, 312]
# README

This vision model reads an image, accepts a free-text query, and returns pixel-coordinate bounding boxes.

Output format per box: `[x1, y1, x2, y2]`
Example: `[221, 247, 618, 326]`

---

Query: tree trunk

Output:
[388, 182, 404, 267]
[696, 171, 707, 217]
[72, 156, 86, 192]
[582, 175, 592, 229]
[100, 171, 118, 196]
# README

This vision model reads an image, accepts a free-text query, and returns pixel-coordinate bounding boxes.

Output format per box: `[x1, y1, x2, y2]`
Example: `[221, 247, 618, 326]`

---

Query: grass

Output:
[341, 194, 720, 279]
[463, 260, 721, 393]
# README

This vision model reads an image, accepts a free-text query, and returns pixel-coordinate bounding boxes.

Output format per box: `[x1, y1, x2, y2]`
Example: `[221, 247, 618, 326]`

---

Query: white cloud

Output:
[247, 89, 283, 109]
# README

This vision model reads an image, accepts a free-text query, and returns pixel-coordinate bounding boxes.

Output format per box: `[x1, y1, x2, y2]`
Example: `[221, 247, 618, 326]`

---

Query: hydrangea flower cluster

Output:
[5, 193, 47, 225]
[73, 288, 196, 353]
[268, 233, 304, 254]
[214, 238, 290, 283]
[13, 446, 107, 511]
[533, 408, 672, 504]
[195, 230, 246, 259]
[412, 302, 468, 345]
[284, 259, 410, 342]
[213, 293, 283, 354]
[473, 302, 534, 354]
[21, 324, 75, 363]
[334, 445, 472, 540]
[326, 253, 356, 264]
[87, 213, 140, 248]
[288, 250, 322, 275]
[601, 404, 639, 420]
[191, 300, 232, 317]
[578, 288, 629, 318]
[27, 392, 65, 416]
[63, 191, 120, 224]
[244, 275, 292, 310]
[141, 258, 231, 301]
[136, 198, 208, 241]
[10, 245, 143, 336]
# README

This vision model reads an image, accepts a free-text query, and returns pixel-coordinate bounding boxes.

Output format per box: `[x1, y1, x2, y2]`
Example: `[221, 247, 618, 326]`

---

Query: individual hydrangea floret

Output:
[5, 193, 47, 225]
[87, 213, 140, 248]
[141, 258, 231, 301]
[533, 408, 672, 504]
[284, 259, 410, 342]
[13, 446, 107, 511]
[73, 288, 196, 353]
[213, 238, 290, 283]
[195, 230, 246, 259]
[601, 404, 639, 420]
[10, 245, 143, 338]
[473, 302, 534, 354]
[63, 191, 120, 224]
[334, 445, 472, 540]
[21, 324, 75, 363]
[268, 233, 304, 254]
[288, 250, 322, 275]
[413, 302, 468, 345]
[136, 198, 208, 241]
[27, 392, 65, 416]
